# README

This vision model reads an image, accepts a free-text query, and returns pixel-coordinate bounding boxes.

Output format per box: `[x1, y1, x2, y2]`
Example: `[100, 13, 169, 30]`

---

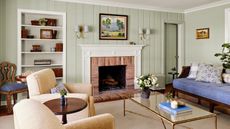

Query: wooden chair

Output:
[0, 61, 28, 113]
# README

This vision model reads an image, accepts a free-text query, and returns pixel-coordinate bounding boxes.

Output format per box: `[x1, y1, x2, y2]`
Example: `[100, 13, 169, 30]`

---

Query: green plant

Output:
[165, 91, 173, 101]
[214, 43, 230, 69]
[60, 89, 67, 96]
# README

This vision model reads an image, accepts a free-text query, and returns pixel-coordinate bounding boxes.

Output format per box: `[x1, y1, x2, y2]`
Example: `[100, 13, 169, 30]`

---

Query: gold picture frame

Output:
[99, 13, 128, 40]
[196, 28, 209, 39]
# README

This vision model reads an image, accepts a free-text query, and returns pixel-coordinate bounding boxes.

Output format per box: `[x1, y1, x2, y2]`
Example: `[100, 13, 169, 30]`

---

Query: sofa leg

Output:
[198, 98, 201, 104]
[209, 103, 215, 113]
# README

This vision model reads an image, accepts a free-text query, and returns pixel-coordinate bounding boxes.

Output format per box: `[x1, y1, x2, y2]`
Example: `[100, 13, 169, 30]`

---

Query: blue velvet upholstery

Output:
[0, 82, 27, 92]
[173, 78, 230, 105]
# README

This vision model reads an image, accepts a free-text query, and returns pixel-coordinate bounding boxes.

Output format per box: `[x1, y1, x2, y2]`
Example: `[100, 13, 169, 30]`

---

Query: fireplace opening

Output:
[99, 65, 126, 92]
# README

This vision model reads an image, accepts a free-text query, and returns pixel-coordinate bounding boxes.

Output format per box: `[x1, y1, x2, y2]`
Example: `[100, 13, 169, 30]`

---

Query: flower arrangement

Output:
[60, 89, 67, 97]
[136, 74, 159, 89]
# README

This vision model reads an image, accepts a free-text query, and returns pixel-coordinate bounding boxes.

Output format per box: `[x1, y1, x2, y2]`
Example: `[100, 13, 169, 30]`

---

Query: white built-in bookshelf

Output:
[17, 9, 66, 82]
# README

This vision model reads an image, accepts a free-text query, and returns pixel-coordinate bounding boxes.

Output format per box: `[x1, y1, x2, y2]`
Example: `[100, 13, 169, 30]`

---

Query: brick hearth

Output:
[91, 56, 135, 96]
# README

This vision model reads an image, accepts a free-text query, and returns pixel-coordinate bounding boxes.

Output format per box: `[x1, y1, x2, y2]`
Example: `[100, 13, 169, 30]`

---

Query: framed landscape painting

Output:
[196, 28, 209, 39]
[99, 13, 128, 40]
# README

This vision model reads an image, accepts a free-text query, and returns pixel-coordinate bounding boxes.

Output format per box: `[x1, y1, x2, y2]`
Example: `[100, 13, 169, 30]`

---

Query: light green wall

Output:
[1, 0, 184, 83]
[0, 0, 6, 62]
[185, 4, 230, 65]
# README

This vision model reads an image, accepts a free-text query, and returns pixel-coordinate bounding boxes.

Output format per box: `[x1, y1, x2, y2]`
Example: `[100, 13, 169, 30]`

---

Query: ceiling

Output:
[55, 0, 230, 13]
[102, 0, 220, 10]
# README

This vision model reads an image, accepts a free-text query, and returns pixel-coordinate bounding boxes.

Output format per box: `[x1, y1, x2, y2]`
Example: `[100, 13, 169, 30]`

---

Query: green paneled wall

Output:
[1, 0, 184, 84]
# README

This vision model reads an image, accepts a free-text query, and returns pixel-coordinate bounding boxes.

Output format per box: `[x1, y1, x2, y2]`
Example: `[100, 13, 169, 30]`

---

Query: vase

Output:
[60, 95, 66, 106]
[141, 88, 151, 99]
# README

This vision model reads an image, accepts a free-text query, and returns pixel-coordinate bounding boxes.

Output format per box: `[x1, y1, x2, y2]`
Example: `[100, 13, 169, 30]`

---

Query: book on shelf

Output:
[159, 102, 192, 115]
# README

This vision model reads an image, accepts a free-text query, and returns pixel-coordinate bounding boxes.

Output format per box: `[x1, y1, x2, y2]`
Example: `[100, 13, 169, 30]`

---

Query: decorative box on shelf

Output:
[34, 59, 51, 65]
[52, 68, 63, 77]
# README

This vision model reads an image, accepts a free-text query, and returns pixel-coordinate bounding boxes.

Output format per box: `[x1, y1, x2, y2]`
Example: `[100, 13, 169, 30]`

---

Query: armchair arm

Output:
[65, 83, 93, 96]
[64, 113, 115, 129]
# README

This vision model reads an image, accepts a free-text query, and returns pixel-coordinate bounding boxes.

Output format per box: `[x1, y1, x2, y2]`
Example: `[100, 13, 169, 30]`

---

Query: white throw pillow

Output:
[196, 64, 223, 83]
[187, 63, 199, 79]
[223, 73, 230, 83]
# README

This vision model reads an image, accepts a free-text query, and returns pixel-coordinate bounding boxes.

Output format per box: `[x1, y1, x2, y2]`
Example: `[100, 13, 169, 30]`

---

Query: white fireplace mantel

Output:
[79, 44, 145, 89]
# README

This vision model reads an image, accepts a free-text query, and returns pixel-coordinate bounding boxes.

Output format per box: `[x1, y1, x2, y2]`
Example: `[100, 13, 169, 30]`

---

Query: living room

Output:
[0, 0, 230, 129]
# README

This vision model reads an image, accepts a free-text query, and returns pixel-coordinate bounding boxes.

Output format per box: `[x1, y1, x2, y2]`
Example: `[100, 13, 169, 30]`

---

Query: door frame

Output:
[161, 20, 185, 77]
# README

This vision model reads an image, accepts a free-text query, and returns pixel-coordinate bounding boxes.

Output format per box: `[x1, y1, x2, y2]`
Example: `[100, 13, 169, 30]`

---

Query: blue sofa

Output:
[173, 66, 230, 112]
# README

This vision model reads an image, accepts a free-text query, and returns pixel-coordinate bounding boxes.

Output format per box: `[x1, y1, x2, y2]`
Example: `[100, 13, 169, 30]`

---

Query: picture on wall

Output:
[99, 13, 128, 40]
[196, 28, 209, 39]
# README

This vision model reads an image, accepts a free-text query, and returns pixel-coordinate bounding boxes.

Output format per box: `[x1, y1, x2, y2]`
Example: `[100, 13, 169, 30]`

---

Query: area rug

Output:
[0, 100, 229, 129]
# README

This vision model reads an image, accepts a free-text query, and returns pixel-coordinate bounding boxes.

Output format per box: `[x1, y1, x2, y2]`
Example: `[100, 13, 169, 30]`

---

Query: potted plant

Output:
[60, 89, 67, 106]
[215, 43, 230, 70]
[136, 74, 159, 99]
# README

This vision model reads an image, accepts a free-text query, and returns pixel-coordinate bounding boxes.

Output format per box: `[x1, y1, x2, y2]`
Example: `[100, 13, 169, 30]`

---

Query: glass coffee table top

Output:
[129, 92, 216, 124]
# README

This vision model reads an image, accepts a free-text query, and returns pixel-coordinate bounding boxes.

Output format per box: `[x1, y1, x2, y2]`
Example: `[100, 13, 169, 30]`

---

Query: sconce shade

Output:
[146, 28, 150, 35]
[139, 28, 143, 34]
[84, 25, 89, 33]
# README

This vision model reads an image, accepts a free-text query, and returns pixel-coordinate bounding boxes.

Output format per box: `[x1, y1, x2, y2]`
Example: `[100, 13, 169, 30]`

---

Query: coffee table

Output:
[44, 98, 87, 124]
[123, 92, 217, 129]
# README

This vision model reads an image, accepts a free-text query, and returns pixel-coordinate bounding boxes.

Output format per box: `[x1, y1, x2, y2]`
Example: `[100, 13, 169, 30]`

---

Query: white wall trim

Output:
[162, 21, 185, 74]
[54, 0, 183, 13]
[225, 8, 230, 42]
[79, 44, 144, 89]
[185, 0, 230, 13]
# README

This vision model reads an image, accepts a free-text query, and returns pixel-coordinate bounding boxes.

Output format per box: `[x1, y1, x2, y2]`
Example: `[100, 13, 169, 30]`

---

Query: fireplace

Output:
[79, 44, 144, 96]
[99, 65, 126, 92]
[90, 56, 135, 95]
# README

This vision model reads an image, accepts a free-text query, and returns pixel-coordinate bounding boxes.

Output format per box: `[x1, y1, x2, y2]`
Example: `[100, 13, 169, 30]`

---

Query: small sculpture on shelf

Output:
[31, 45, 42, 52]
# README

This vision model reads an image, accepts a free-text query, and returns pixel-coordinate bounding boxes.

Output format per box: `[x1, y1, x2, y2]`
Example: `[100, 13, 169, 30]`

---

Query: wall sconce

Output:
[74, 25, 89, 39]
[139, 28, 151, 40]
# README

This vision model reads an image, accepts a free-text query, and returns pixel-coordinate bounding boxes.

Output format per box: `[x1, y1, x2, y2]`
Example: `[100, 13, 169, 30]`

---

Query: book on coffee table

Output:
[159, 102, 192, 115]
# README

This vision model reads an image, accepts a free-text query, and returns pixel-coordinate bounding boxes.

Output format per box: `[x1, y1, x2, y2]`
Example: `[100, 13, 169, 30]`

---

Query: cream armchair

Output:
[26, 69, 95, 121]
[13, 99, 115, 129]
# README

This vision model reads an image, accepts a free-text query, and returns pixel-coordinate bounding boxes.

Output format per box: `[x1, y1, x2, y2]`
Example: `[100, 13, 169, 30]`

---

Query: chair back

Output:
[26, 68, 57, 97]
[0, 62, 16, 85]
[13, 99, 64, 129]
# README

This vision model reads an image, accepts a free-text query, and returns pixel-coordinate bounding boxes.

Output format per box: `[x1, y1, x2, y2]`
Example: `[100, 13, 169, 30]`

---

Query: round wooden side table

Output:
[44, 98, 87, 124]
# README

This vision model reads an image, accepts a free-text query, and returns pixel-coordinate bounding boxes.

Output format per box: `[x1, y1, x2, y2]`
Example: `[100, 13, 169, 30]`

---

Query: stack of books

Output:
[159, 102, 192, 115]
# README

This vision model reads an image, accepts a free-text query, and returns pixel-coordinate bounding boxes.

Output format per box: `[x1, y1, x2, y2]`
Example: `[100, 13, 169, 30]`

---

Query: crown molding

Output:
[53, 0, 184, 13]
[184, 0, 230, 13]
[54, 0, 230, 14]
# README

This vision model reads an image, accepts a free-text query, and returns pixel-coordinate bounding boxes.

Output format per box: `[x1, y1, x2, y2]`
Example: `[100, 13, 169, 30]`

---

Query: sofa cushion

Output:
[50, 83, 69, 94]
[223, 73, 230, 83]
[196, 64, 223, 83]
[0, 82, 27, 92]
[187, 63, 199, 79]
[173, 78, 230, 105]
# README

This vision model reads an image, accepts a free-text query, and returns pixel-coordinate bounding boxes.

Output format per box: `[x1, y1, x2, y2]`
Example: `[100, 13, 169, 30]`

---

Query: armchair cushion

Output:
[27, 69, 57, 97]
[64, 113, 115, 129]
[14, 99, 115, 129]
[65, 83, 92, 96]
[51, 83, 69, 94]
[0, 82, 27, 92]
